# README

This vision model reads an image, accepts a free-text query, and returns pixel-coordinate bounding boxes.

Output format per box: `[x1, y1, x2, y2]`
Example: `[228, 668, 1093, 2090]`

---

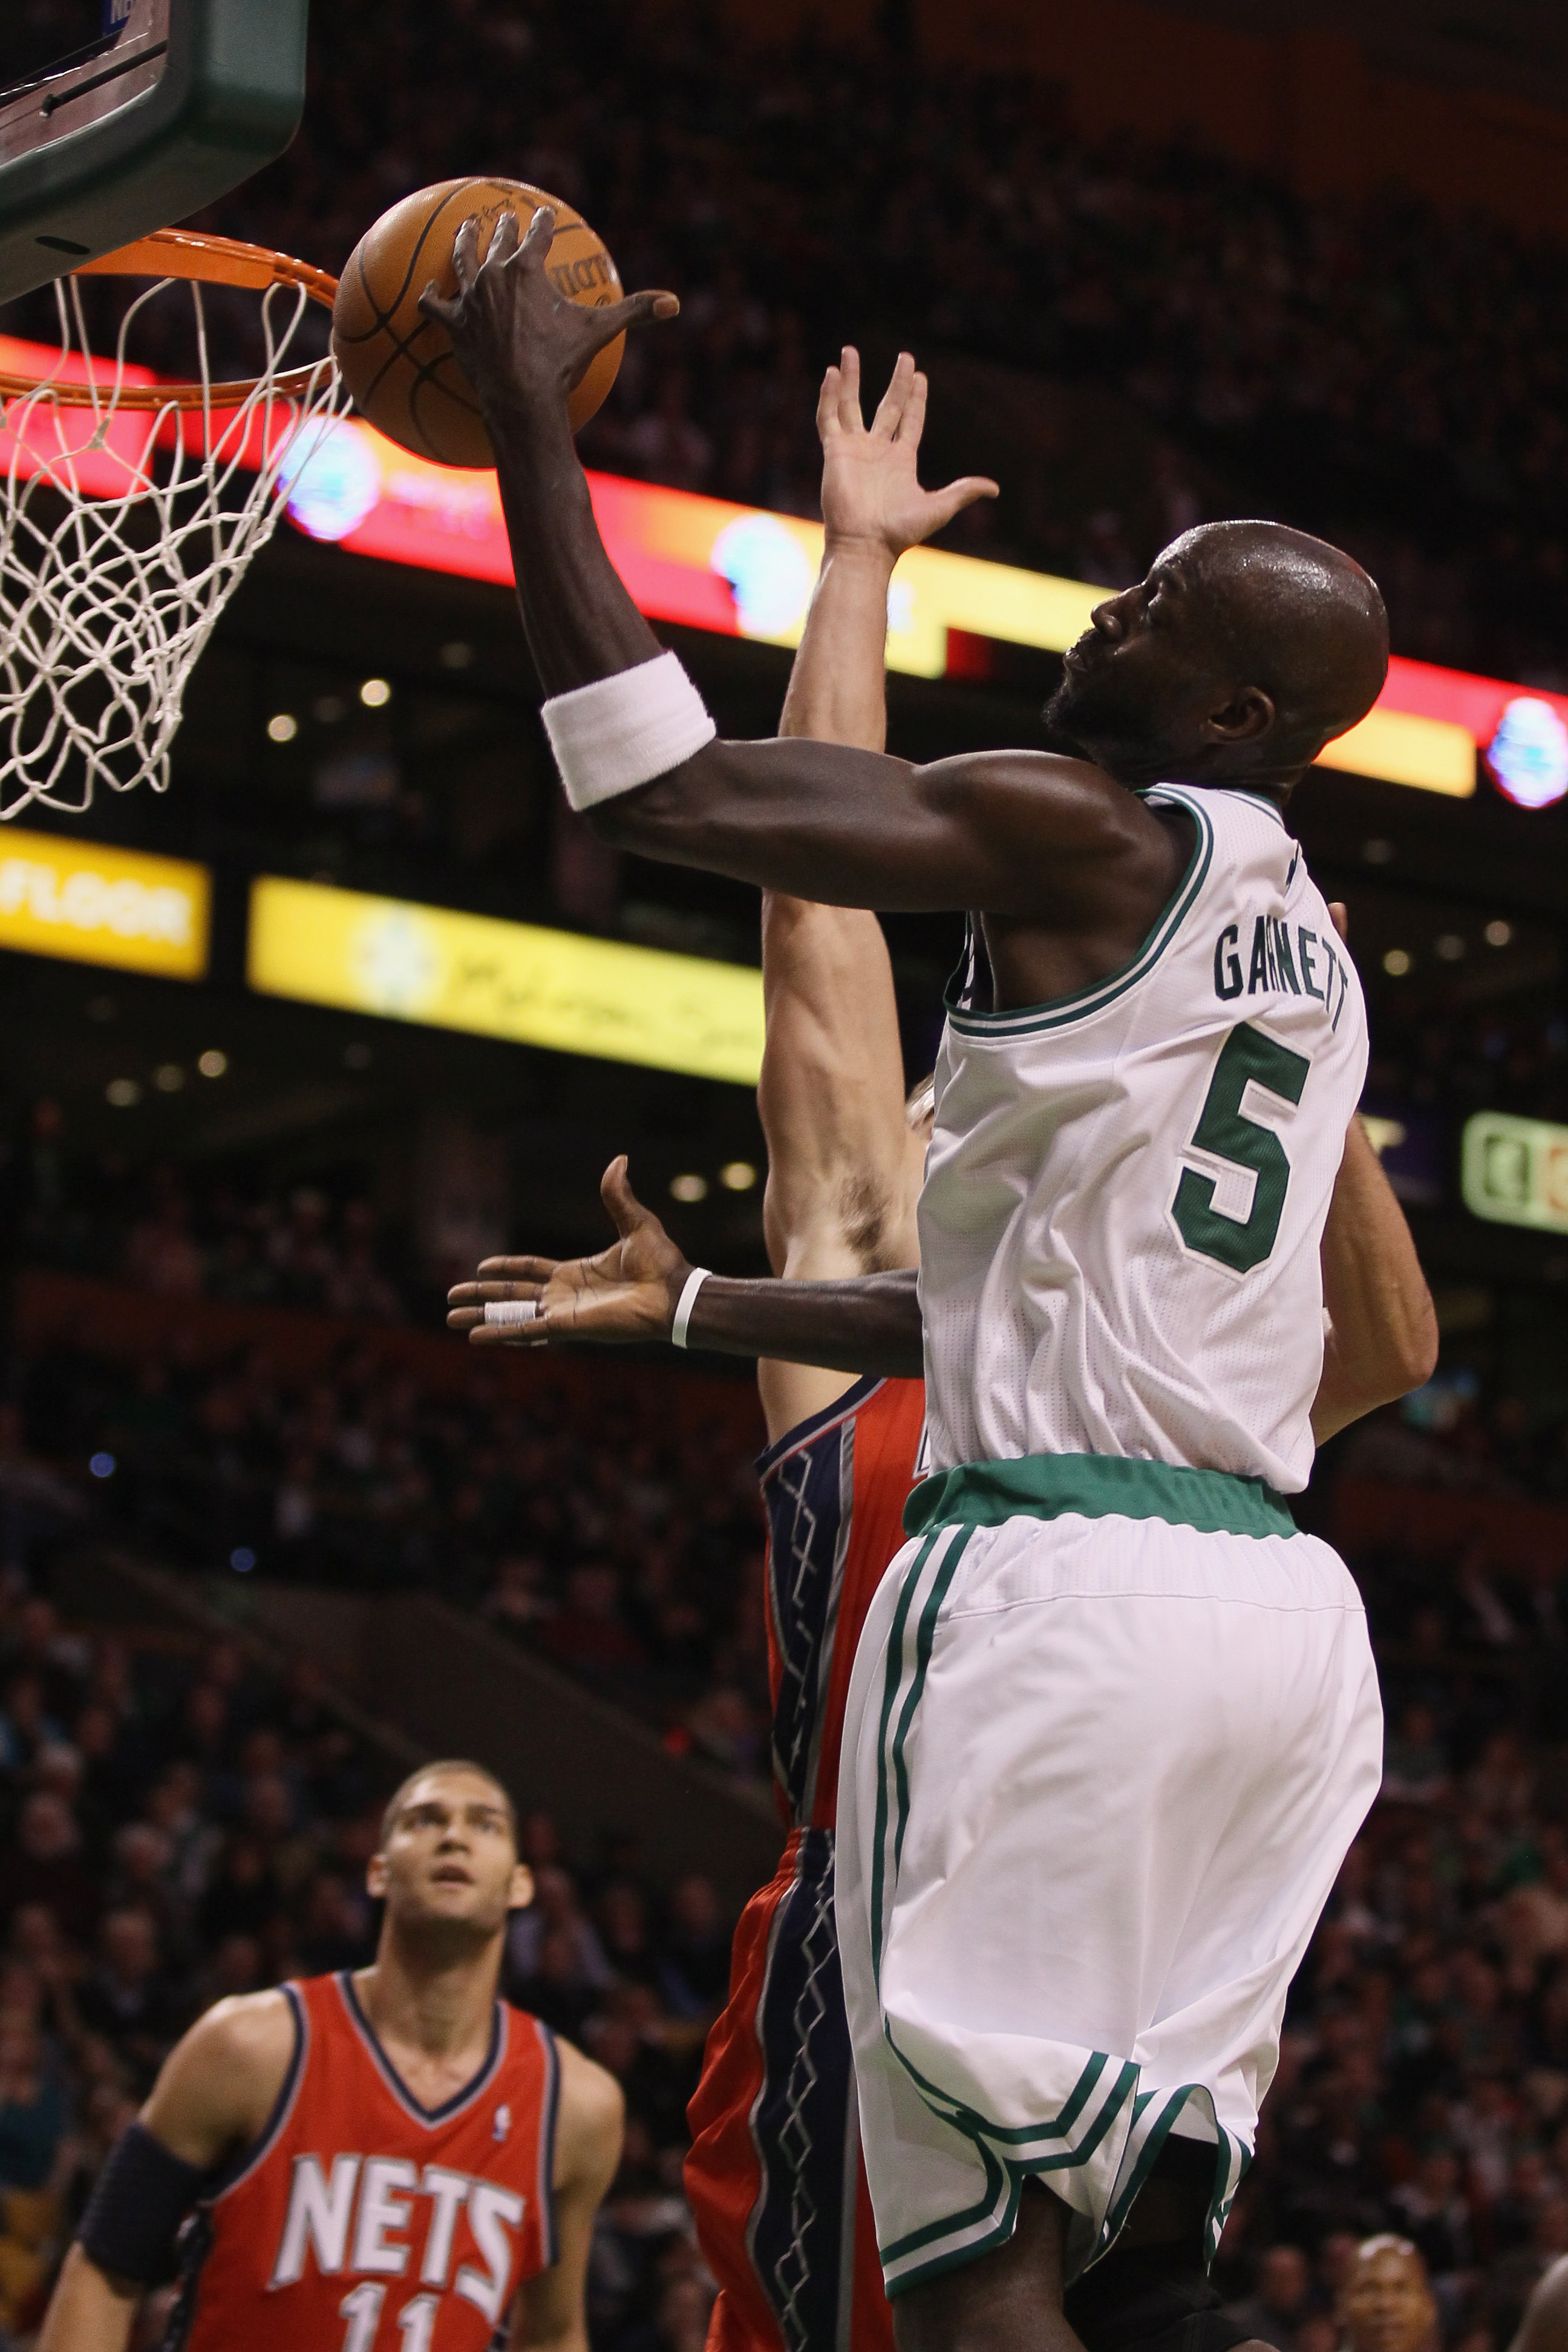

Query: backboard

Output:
[0, 0, 310, 304]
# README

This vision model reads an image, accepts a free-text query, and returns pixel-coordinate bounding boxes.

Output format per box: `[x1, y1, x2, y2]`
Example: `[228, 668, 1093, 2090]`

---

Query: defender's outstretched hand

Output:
[818, 347, 997, 560]
[420, 204, 678, 422]
[447, 1157, 691, 1349]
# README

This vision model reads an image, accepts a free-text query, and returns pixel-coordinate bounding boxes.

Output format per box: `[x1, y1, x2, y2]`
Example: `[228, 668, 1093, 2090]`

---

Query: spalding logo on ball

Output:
[332, 178, 624, 469]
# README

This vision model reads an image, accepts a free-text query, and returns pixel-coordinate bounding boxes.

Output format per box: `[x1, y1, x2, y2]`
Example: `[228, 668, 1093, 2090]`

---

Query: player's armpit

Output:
[759, 894, 916, 1281]
[510, 2046, 624, 2351]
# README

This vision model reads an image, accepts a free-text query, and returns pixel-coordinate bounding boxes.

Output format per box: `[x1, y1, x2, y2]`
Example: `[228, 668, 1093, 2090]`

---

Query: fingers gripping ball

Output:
[332, 178, 625, 467]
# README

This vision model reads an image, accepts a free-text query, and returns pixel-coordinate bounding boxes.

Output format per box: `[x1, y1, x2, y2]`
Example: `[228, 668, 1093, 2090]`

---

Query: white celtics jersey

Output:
[917, 783, 1367, 1494]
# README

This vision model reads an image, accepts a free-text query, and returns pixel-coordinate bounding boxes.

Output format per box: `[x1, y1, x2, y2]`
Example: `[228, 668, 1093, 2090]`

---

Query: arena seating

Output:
[178, 0, 1568, 685]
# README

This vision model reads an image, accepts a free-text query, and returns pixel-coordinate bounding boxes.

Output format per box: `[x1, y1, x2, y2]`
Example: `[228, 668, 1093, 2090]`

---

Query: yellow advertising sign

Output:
[0, 828, 210, 978]
[248, 877, 766, 1086]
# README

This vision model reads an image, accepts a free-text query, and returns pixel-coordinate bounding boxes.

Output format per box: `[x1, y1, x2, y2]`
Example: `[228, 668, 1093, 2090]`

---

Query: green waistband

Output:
[904, 1454, 1298, 1541]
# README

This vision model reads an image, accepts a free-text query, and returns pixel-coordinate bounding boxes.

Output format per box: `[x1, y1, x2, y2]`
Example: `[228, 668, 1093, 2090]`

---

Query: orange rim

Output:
[0, 229, 340, 412]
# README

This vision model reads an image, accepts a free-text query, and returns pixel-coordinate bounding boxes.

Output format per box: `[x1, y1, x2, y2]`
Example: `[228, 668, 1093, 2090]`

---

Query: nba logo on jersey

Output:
[492, 2106, 510, 2143]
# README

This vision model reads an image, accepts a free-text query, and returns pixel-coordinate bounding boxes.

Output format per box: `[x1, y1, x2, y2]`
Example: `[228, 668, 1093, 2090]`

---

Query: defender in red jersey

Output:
[41, 1760, 622, 2352]
[673, 353, 961, 2352]
[452, 348, 971, 2352]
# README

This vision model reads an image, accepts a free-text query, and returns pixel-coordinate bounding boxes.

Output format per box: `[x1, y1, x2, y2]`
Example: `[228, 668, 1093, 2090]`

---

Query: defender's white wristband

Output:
[671, 1267, 710, 1350]
[484, 1300, 538, 1328]
[542, 652, 716, 812]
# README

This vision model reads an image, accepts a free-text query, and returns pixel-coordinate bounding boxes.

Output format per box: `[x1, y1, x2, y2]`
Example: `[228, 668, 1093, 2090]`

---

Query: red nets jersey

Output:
[687, 1375, 926, 2352]
[169, 1971, 560, 2352]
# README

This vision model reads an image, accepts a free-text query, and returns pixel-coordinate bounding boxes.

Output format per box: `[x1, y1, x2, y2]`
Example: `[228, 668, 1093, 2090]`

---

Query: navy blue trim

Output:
[207, 1983, 307, 2202]
[337, 1971, 505, 2126]
[535, 2017, 562, 2267]
[743, 1828, 854, 2350]
[756, 1376, 884, 1478]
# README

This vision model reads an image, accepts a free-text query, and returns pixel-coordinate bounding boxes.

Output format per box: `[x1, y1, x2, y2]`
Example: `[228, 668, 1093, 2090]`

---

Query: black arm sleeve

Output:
[79, 2122, 206, 2285]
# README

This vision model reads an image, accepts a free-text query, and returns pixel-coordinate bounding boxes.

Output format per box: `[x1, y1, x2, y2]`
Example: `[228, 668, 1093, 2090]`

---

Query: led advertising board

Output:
[271, 416, 1513, 801]
[1461, 1110, 1568, 1236]
[11, 326, 1568, 802]
[0, 826, 210, 978]
[248, 877, 766, 1085]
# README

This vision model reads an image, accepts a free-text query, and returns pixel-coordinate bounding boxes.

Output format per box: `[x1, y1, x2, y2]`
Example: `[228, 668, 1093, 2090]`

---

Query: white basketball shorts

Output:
[834, 1455, 1382, 2299]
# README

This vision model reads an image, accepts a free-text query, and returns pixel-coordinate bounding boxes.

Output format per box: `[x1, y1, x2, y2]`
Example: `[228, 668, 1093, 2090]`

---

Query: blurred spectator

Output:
[1339, 2237, 1439, 2352]
[1225, 2243, 1315, 2350]
[0, 1794, 95, 1945]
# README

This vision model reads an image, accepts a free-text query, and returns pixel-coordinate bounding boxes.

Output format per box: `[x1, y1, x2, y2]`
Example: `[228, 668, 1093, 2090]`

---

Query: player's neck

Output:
[354, 1924, 503, 2068]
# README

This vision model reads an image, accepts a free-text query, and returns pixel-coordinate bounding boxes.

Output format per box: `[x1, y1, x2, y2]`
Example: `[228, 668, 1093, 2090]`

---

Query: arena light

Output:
[1485, 697, 1568, 809]
[247, 876, 766, 1085]
[1461, 1110, 1568, 1235]
[0, 825, 210, 979]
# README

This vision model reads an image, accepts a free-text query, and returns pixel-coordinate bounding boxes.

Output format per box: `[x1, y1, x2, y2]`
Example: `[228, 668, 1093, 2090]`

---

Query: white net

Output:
[0, 264, 342, 818]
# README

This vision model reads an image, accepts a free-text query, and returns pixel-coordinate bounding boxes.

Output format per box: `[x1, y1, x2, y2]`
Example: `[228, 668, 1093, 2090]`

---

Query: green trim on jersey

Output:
[944, 787, 1214, 1037]
[904, 1452, 1298, 1541]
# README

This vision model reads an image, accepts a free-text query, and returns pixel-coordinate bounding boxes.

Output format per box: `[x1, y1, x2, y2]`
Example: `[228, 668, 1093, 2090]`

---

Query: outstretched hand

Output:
[818, 347, 998, 560]
[419, 204, 679, 422]
[446, 1157, 691, 1350]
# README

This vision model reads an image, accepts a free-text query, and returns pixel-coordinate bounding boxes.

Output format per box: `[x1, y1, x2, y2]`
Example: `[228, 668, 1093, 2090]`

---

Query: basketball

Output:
[331, 177, 625, 469]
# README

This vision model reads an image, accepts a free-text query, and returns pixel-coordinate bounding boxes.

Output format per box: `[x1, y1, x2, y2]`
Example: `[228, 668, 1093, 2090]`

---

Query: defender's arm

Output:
[759, 348, 991, 1429]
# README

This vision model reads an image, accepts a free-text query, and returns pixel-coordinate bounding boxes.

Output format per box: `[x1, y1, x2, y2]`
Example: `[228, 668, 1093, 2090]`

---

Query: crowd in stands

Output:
[65, 0, 1567, 685]
[1367, 998, 1568, 1137]
[10, 1317, 774, 1785]
[5, 1134, 412, 1323]
[0, 1571, 736, 2350]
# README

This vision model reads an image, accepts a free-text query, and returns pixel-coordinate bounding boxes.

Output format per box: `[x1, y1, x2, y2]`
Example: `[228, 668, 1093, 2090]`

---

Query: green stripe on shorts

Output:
[904, 1453, 1297, 1542]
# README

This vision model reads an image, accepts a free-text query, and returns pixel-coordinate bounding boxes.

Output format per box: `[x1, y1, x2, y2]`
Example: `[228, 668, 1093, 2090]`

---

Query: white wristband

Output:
[484, 1300, 537, 1327]
[671, 1266, 710, 1350]
[542, 652, 716, 812]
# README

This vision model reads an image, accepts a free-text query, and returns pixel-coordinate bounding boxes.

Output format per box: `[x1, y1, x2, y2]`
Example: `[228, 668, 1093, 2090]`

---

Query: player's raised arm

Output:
[758, 348, 993, 1434]
[428, 207, 1385, 1008]
[421, 207, 1180, 939]
[38, 1993, 295, 2352]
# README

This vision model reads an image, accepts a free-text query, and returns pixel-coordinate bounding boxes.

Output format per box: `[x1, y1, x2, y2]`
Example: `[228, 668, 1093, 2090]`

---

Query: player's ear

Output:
[1203, 685, 1274, 743]
[509, 1861, 535, 1912]
[367, 1849, 389, 1901]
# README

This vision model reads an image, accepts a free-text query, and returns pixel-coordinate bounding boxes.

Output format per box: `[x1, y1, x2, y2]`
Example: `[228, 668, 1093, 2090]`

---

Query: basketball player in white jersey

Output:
[427, 214, 1432, 2352]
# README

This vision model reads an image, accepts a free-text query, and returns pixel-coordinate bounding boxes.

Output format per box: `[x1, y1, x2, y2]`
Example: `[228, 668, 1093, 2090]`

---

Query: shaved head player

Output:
[39, 1761, 622, 2352]
[428, 209, 1434, 2352]
[456, 351, 1432, 2352]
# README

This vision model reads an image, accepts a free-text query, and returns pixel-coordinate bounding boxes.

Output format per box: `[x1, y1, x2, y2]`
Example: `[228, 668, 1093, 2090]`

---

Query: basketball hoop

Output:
[0, 226, 343, 819]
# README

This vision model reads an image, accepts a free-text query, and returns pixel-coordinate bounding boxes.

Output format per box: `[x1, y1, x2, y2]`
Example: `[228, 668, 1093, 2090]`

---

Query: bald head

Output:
[1046, 518, 1389, 794]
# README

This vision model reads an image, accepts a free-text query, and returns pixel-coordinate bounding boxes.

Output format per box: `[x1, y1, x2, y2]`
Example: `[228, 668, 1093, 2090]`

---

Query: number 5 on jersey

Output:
[1172, 1024, 1311, 1274]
